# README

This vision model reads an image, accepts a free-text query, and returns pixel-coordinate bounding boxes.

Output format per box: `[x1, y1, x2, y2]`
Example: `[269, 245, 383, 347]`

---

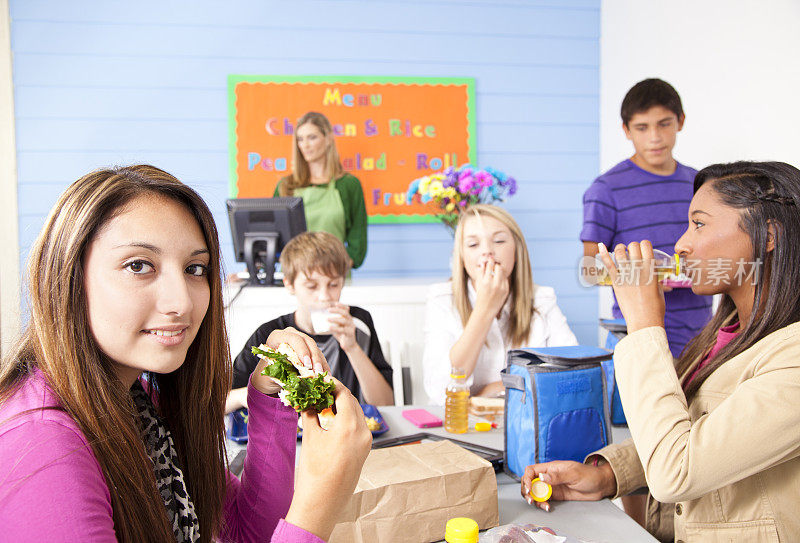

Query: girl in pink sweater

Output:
[0, 165, 371, 542]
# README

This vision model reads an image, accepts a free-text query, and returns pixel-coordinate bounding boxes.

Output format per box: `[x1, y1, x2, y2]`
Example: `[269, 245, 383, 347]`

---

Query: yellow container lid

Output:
[529, 477, 553, 502]
[474, 422, 491, 432]
[445, 517, 479, 543]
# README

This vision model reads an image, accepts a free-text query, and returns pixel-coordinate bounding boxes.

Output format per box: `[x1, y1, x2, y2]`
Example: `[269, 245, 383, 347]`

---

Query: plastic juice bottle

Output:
[445, 367, 469, 434]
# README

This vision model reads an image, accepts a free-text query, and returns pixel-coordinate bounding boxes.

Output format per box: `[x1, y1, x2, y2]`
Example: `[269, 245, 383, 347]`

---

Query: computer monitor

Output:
[226, 197, 306, 286]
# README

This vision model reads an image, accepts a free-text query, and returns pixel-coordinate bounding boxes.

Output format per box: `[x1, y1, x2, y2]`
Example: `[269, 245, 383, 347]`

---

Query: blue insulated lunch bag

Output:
[600, 318, 629, 425]
[501, 346, 613, 480]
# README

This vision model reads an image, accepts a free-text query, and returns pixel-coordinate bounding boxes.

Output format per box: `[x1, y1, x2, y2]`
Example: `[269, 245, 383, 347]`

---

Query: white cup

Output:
[310, 308, 334, 334]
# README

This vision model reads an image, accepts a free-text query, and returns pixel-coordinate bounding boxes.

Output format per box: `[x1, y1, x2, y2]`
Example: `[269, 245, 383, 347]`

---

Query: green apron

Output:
[294, 178, 347, 242]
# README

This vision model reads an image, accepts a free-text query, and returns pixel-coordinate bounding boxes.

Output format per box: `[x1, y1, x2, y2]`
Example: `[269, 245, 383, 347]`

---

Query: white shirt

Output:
[422, 281, 578, 404]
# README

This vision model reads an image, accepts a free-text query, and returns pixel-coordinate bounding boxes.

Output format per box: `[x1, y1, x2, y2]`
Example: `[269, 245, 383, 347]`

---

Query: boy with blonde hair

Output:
[227, 232, 393, 412]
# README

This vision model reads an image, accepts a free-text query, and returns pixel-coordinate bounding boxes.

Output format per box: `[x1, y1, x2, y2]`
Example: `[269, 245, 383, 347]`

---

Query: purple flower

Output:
[458, 175, 475, 193]
[505, 176, 518, 196]
[475, 171, 493, 188]
[444, 167, 459, 188]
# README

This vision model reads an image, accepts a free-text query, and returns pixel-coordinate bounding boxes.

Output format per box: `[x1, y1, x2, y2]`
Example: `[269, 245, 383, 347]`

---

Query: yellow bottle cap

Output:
[529, 477, 553, 502]
[445, 517, 479, 543]
[474, 422, 491, 432]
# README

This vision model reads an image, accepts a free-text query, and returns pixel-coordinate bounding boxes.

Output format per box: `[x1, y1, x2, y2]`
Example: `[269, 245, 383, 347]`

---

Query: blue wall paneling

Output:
[11, 0, 600, 343]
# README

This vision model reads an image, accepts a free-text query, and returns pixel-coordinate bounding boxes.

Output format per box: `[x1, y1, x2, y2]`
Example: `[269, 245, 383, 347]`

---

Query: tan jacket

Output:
[595, 323, 800, 543]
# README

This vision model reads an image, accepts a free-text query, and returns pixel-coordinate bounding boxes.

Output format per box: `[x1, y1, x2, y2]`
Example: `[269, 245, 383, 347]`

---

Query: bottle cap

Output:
[449, 366, 466, 379]
[444, 517, 479, 543]
[528, 477, 553, 502]
[474, 422, 491, 432]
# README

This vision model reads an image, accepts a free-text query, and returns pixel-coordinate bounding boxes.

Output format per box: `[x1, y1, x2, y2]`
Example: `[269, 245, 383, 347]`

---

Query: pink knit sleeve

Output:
[0, 419, 117, 541]
[219, 382, 324, 543]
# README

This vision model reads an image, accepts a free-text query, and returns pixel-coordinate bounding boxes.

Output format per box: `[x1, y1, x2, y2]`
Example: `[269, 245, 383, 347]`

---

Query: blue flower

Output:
[406, 178, 421, 204]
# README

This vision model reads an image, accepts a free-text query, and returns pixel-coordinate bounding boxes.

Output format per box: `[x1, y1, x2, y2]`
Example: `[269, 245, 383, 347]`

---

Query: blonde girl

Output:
[422, 204, 577, 404]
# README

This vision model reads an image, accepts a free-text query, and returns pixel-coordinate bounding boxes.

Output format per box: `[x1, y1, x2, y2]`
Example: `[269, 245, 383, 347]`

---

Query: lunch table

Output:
[373, 405, 657, 542]
[227, 404, 657, 542]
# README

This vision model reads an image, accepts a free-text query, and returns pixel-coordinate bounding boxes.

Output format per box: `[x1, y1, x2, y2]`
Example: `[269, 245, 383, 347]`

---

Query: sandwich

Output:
[251, 343, 336, 416]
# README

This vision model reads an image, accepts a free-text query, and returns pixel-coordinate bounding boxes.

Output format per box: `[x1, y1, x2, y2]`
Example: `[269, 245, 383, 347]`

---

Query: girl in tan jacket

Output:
[521, 161, 800, 542]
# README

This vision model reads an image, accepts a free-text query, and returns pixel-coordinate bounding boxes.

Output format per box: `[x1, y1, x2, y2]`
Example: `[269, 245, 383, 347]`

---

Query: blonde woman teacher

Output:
[275, 111, 368, 268]
[422, 205, 578, 404]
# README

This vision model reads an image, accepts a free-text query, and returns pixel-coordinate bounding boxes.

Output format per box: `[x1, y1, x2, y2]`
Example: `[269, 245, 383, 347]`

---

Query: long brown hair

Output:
[0, 165, 230, 542]
[451, 204, 535, 348]
[677, 161, 800, 401]
[278, 111, 344, 196]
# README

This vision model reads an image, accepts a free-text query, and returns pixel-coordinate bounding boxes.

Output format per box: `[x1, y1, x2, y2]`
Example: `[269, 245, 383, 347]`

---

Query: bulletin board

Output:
[227, 75, 476, 223]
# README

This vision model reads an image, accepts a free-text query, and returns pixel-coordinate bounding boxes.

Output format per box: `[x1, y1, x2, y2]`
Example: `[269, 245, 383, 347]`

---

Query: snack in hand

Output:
[299, 409, 378, 432]
[251, 342, 335, 413]
[297, 407, 336, 431]
[319, 407, 335, 430]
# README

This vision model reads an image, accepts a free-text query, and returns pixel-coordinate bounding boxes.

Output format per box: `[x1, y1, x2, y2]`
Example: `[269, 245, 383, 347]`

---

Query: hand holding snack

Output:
[251, 341, 335, 413]
[248, 327, 329, 397]
[286, 378, 372, 540]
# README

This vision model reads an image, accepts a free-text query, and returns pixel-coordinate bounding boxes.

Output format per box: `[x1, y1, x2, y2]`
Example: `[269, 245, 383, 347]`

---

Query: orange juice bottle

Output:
[445, 367, 469, 434]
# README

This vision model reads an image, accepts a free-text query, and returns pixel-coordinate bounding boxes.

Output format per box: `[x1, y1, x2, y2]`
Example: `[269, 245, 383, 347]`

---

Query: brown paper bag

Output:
[329, 439, 499, 543]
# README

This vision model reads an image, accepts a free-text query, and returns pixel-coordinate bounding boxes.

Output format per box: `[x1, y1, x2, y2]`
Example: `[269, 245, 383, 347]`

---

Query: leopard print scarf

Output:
[131, 381, 200, 542]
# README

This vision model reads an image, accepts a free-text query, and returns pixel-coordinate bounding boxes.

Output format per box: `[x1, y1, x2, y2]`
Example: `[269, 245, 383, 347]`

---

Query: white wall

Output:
[601, 0, 800, 171]
[0, 0, 20, 356]
[597, 0, 800, 326]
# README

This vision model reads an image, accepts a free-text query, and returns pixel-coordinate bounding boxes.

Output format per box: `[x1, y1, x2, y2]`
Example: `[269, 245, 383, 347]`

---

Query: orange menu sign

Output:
[228, 76, 476, 223]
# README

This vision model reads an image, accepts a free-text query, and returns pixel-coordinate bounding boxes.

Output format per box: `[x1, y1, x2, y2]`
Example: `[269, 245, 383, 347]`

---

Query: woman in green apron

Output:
[275, 111, 368, 268]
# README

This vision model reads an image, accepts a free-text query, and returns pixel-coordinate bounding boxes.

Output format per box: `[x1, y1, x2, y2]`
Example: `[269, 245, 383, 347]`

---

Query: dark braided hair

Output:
[677, 161, 800, 400]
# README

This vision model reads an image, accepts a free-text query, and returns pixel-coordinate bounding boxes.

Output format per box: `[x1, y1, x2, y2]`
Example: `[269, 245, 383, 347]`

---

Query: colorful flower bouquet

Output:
[406, 165, 518, 232]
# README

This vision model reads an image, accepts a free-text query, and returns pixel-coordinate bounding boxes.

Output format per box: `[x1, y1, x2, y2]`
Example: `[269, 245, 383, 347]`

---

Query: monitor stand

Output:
[244, 233, 279, 286]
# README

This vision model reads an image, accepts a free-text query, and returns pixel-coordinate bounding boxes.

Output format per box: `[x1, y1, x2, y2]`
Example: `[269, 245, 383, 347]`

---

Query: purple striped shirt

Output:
[581, 159, 713, 357]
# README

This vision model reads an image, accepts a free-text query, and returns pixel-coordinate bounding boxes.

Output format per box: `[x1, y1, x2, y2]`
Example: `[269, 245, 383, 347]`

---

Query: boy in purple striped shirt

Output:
[581, 79, 712, 358]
